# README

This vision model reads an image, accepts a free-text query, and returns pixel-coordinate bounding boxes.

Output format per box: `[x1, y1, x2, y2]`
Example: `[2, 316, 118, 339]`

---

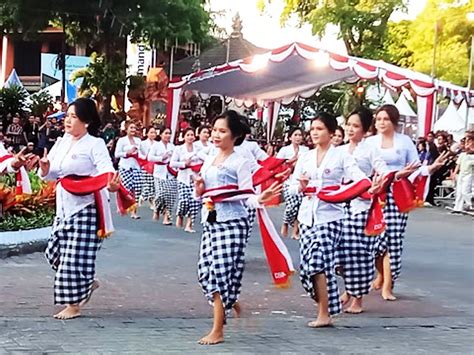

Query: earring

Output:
[85, 124, 89, 128]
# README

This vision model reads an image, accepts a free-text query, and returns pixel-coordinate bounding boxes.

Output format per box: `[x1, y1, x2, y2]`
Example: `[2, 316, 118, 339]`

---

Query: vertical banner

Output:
[125, 36, 153, 111]
[416, 92, 437, 137]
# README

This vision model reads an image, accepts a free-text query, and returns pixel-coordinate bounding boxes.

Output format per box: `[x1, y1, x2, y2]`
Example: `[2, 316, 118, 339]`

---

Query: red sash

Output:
[202, 185, 294, 287]
[60, 173, 136, 238]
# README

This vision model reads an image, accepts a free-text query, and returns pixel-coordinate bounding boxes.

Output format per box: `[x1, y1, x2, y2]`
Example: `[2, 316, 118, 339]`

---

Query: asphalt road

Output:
[1, 205, 473, 354]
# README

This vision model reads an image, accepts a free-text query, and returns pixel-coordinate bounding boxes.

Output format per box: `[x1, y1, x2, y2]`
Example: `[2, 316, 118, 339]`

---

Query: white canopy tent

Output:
[434, 101, 465, 141]
[457, 100, 474, 127]
[395, 92, 417, 117]
[382, 90, 396, 105]
[167, 42, 474, 141]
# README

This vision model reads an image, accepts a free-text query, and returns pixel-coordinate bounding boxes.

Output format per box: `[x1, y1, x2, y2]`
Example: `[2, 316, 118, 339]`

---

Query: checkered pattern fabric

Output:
[246, 206, 256, 241]
[299, 221, 343, 316]
[119, 168, 143, 199]
[45, 204, 101, 305]
[337, 208, 376, 297]
[197, 217, 250, 311]
[282, 182, 302, 225]
[140, 171, 156, 201]
[374, 192, 409, 282]
[154, 177, 177, 218]
[176, 181, 200, 224]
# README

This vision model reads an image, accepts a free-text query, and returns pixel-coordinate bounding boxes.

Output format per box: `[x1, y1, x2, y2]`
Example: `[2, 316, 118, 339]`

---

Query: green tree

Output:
[276, 0, 406, 57]
[385, 0, 473, 86]
[29, 91, 53, 117]
[0, 85, 28, 119]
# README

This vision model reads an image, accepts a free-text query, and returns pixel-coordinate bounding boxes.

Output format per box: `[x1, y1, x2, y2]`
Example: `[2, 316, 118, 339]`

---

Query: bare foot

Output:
[152, 212, 160, 221]
[340, 291, 351, 306]
[80, 280, 100, 307]
[371, 276, 383, 290]
[381, 290, 397, 301]
[176, 216, 183, 228]
[345, 297, 363, 314]
[281, 223, 289, 238]
[307, 317, 332, 328]
[233, 302, 241, 318]
[198, 331, 224, 345]
[184, 228, 196, 233]
[53, 305, 81, 320]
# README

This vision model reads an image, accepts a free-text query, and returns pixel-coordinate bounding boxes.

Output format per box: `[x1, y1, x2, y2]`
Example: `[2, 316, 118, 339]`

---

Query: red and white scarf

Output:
[0, 154, 32, 195]
[202, 184, 295, 288]
[60, 173, 136, 239]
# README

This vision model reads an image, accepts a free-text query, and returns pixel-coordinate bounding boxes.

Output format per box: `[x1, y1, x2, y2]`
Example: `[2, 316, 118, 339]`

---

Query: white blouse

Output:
[338, 140, 389, 215]
[0, 142, 15, 173]
[139, 139, 156, 158]
[170, 144, 202, 184]
[194, 140, 217, 160]
[40, 133, 115, 219]
[289, 145, 369, 226]
[115, 136, 142, 170]
[276, 144, 309, 160]
[235, 140, 268, 162]
[199, 151, 260, 223]
[147, 141, 175, 180]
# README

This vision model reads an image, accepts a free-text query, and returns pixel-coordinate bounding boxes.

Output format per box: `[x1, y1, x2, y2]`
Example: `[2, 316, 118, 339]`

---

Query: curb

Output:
[0, 227, 51, 259]
[0, 240, 47, 259]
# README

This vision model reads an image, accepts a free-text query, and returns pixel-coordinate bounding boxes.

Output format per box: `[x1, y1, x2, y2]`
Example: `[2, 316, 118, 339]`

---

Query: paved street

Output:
[1, 205, 473, 354]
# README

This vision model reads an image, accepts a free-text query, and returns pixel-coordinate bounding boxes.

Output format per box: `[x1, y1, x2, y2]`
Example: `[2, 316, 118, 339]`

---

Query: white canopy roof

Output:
[434, 101, 465, 141]
[457, 100, 474, 126]
[396, 92, 416, 117]
[382, 90, 395, 105]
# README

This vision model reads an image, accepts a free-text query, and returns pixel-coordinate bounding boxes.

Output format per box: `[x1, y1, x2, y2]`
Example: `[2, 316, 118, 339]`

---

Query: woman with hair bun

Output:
[114, 121, 143, 219]
[170, 127, 202, 233]
[139, 127, 158, 207]
[41, 97, 120, 320]
[276, 127, 309, 239]
[148, 126, 177, 225]
[194, 110, 281, 345]
[290, 112, 382, 328]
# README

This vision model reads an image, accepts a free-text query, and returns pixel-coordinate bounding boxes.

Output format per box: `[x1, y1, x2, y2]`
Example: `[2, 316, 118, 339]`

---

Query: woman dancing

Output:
[194, 110, 281, 345]
[41, 98, 120, 320]
[170, 127, 202, 233]
[276, 127, 309, 239]
[290, 112, 380, 327]
[148, 127, 176, 225]
[115, 122, 143, 219]
[139, 127, 158, 206]
[366, 104, 446, 300]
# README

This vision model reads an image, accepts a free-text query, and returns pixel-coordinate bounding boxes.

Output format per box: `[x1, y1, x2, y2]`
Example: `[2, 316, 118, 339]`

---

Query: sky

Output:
[208, 0, 428, 54]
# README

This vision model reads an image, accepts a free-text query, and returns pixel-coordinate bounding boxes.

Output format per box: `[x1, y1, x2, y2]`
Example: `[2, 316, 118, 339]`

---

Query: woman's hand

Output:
[107, 172, 121, 192]
[395, 161, 421, 180]
[298, 174, 309, 193]
[193, 174, 205, 196]
[258, 181, 283, 205]
[10, 147, 33, 170]
[126, 146, 138, 156]
[184, 158, 192, 167]
[274, 167, 291, 182]
[39, 148, 50, 176]
[368, 173, 386, 195]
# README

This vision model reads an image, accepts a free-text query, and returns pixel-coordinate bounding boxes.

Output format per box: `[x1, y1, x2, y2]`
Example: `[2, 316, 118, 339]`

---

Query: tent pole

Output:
[465, 35, 473, 131]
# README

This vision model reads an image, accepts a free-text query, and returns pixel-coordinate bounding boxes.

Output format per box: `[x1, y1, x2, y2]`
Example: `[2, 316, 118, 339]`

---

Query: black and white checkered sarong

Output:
[374, 191, 409, 282]
[45, 204, 101, 305]
[177, 181, 200, 223]
[119, 167, 143, 198]
[299, 221, 343, 316]
[197, 217, 250, 312]
[140, 171, 155, 201]
[245, 206, 256, 240]
[154, 177, 177, 218]
[282, 182, 302, 225]
[337, 207, 375, 297]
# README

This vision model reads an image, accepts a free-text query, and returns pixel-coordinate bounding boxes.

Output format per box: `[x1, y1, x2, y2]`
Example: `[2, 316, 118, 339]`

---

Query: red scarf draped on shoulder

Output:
[60, 172, 136, 238]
